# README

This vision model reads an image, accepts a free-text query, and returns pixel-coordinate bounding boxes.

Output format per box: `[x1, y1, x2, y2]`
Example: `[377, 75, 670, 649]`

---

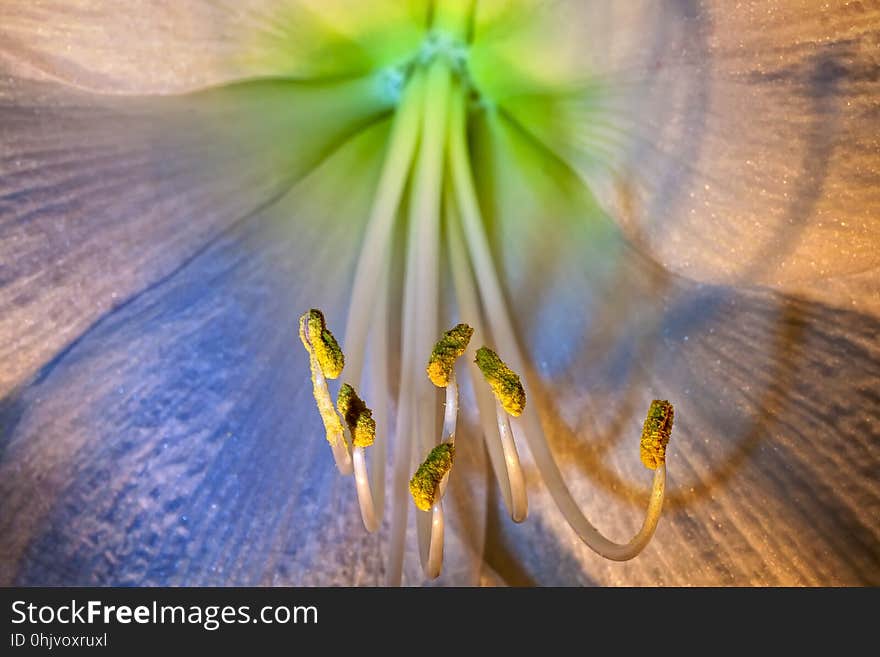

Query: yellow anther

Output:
[640, 400, 674, 470]
[298, 309, 344, 379]
[426, 323, 474, 387]
[409, 443, 455, 512]
[475, 346, 526, 417]
[337, 383, 376, 448]
[299, 309, 346, 447]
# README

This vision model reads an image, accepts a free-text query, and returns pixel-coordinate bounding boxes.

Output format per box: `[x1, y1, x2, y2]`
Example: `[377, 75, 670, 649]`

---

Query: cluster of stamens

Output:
[300, 307, 674, 581]
[295, 3, 675, 583]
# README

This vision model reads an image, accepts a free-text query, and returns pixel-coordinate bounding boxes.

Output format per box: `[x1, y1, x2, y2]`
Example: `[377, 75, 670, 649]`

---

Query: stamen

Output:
[299, 309, 344, 380]
[447, 90, 672, 560]
[444, 184, 515, 513]
[427, 323, 473, 388]
[338, 382, 380, 531]
[420, 323, 471, 578]
[298, 310, 352, 475]
[337, 383, 376, 448]
[430, 326, 465, 449]
[342, 70, 426, 386]
[298, 1, 678, 581]
[475, 346, 529, 523]
[388, 203, 419, 584]
[474, 346, 526, 417]
[409, 443, 455, 512]
[640, 400, 674, 470]
[365, 256, 391, 520]
[397, 58, 454, 583]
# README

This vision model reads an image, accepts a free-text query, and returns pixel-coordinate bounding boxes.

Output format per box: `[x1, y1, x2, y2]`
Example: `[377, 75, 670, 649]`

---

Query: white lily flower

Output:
[0, 1, 877, 586]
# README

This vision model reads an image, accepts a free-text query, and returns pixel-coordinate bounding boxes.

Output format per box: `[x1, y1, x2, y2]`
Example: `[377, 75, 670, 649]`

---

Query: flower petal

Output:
[611, 1, 880, 308]
[0, 0, 242, 93]
[0, 1, 430, 93]
[243, 0, 429, 79]
[494, 273, 880, 585]
[0, 118, 487, 585]
[473, 1, 880, 310]
[463, 5, 878, 582]
[0, 121, 367, 585]
[0, 72, 392, 398]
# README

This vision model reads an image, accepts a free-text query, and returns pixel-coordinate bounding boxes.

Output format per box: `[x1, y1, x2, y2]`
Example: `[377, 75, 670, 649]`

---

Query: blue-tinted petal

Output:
[0, 72, 391, 397]
[0, 119, 376, 585]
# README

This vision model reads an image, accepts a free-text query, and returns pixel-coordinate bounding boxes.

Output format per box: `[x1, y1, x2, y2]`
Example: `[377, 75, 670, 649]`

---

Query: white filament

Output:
[411, 61, 453, 575]
[366, 255, 391, 521]
[328, 20, 670, 581]
[387, 162, 422, 586]
[424, 373, 458, 580]
[442, 374, 459, 445]
[342, 71, 426, 386]
[444, 183, 516, 515]
[426, 493, 446, 580]
[349, 236, 394, 533]
[352, 445, 379, 532]
[448, 91, 667, 560]
[495, 402, 528, 523]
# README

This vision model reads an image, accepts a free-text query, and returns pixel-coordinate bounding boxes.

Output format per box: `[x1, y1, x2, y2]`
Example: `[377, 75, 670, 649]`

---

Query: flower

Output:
[0, 1, 878, 586]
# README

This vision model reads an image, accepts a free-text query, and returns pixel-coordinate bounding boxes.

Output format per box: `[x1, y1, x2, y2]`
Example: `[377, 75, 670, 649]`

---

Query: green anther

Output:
[337, 383, 376, 448]
[426, 323, 474, 387]
[409, 443, 455, 512]
[475, 346, 526, 417]
[640, 400, 674, 470]
[298, 309, 344, 379]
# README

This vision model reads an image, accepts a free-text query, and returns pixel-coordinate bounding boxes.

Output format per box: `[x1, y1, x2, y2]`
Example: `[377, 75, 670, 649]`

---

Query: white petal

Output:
[0, 73, 391, 397]
[0, 121, 378, 585]
[473, 1, 880, 311]
[0, 0, 429, 93]
[0, 0, 244, 93]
